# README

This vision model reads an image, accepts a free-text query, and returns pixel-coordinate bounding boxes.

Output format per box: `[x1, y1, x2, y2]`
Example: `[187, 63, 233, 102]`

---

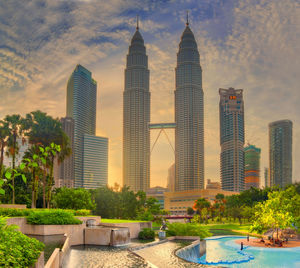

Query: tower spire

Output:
[136, 15, 139, 30]
[186, 10, 189, 26]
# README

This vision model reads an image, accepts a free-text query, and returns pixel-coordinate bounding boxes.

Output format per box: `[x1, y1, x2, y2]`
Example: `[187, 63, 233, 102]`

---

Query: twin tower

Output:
[123, 19, 204, 192]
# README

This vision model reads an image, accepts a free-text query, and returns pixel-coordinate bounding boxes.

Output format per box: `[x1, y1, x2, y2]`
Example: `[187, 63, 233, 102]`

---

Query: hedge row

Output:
[0, 208, 91, 217]
[26, 210, 82, 225]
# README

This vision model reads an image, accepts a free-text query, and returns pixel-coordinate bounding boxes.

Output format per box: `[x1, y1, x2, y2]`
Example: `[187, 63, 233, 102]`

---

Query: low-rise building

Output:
[164, 189, 239, 215]
[206, 179, 221, 190]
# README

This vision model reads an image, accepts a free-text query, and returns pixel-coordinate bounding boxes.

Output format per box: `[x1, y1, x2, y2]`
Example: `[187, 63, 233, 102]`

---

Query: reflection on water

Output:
[62, 245, 150, 268]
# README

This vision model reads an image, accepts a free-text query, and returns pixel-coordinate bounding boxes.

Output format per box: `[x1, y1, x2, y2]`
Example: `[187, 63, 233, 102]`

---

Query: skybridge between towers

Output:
[149, 123, 176, 130]
[149, 123, 176, 153]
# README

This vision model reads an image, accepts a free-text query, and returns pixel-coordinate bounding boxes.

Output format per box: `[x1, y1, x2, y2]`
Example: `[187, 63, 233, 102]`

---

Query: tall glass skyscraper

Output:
[123, 23, 150, 192]
[83, 134, 108, 189]
[244, 144, 261, 189]
[269, 120, 292, 187]
[67, 64, 97, 188]
[175, 20, 204, 191]
[219, 87, 245, 192]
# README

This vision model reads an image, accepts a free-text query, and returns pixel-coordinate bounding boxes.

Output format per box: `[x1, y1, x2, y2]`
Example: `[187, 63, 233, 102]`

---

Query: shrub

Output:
[27, 210, 82, 225]
[0, 217, 44, 267]
[0, 208, 93, 218]
[73, 209, 91, 216]
[0, 208, 32, 217]
[166, 223, 211, 239]
[138, 228, 155, 240]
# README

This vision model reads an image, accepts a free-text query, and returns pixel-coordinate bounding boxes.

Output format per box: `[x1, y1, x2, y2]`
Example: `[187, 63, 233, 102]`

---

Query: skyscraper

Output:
[83, 134, 108, 189]
[244, 144, 261, 189]
[167, 163, 175, 192]
[219, 87, 245, 192]
[67, 64, 97, 188]
[269, 120, 292, 187]
[59, 117, 74, 188]
[175, 18, 204, 191]
[123, 22, 150, 192]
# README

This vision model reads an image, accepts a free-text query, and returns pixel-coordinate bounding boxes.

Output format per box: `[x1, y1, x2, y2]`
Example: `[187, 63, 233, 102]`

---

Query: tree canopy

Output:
[250, 185, 300, 235]
[52, 187, 95, 210]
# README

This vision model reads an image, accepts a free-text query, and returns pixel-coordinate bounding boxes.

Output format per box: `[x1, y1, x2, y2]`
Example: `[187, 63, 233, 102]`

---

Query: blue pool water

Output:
[198, 236, 300, 268]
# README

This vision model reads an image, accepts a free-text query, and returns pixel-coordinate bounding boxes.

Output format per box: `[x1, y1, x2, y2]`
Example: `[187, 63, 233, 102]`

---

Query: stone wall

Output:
[99, 221, 152, 238]
[45, 248, 60, 268]
[6, 216, 101, 245]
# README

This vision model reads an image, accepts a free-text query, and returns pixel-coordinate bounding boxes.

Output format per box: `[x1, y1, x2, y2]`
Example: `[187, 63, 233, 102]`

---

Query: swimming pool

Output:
[198, 236, 300, 268]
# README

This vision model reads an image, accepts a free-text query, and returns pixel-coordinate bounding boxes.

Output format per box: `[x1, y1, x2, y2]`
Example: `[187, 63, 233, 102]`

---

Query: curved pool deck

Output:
[196, 236, 300, 268]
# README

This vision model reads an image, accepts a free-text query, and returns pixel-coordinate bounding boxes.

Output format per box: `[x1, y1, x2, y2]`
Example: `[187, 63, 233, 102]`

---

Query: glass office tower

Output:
[67, 64, 97, 188]
[219, 87, 245, 192]
[269, 120, 292, 187]
[83, 134, 108, 189]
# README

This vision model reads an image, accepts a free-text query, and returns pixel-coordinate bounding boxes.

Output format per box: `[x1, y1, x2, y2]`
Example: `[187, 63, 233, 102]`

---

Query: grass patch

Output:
[208, 229, 246, 236]
[101, 219, 148, 223]
[203, 223, 259, 237]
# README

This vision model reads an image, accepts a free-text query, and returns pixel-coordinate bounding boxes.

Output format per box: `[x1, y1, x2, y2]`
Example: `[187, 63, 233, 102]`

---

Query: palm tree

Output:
[26, 111, 71, 208]
[23, 145, 41, 208]
[4, 114, 29, 204]
[0, 121, 9, 179]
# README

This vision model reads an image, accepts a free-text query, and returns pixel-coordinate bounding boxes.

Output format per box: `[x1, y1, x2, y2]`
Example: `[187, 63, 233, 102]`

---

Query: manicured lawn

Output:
[101, 219, 148, 223]
[207, 223, 251, 232]
[200, 223, 259, 237]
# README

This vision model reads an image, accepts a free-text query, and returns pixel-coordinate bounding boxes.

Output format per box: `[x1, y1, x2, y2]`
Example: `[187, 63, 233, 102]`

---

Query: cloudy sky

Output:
[0, 0, 299, 188]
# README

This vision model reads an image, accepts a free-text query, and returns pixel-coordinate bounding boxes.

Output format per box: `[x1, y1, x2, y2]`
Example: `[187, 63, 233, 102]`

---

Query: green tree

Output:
[93, 186, 120, 218]
[214, 194, 226, 222]
[23, 145, 43, 208]
[136, 190, 147, 212]
[0, 165, 31, 206]
[0, 121, 9, 180]
[3, 114, 29, 204]
[250, 189, 298, 238]
[119, 186, 139, 219]
[26, 111, 71, 208]
[225, 194, 243, 223]
[187, 207, 194, 215]
[241, 206, 254, 223]
[145, 197, 161, 215]
[52, 187, 95, 210]
[193, 198, 210, 223]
